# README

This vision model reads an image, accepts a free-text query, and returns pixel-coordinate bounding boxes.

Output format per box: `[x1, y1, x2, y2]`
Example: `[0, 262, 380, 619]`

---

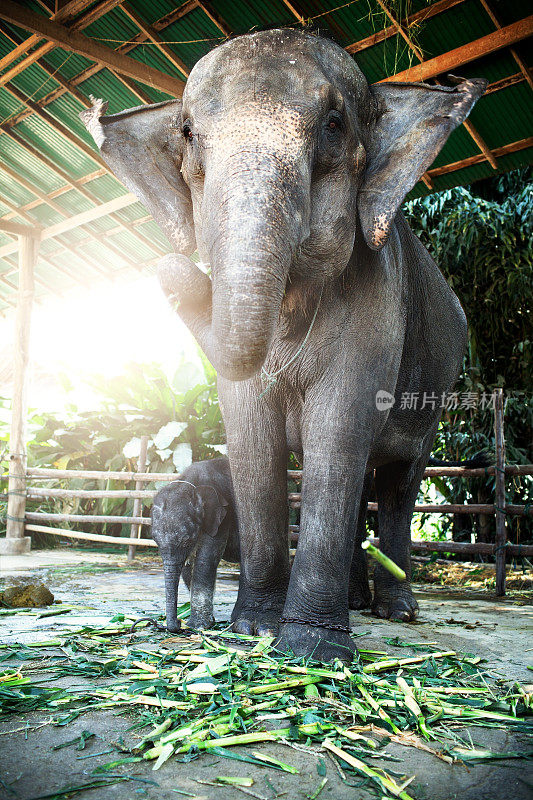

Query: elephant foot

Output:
[188, 612, 215, 631]
[274, 622, 356, 664]
[232, 612, 280, 637]
[231, 590, 286, 637]
[372, 583, 418, 621]
[348, 586, 372, 611]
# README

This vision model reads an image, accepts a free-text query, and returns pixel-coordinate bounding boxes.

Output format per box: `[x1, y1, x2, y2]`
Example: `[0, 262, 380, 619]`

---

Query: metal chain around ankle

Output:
[279, 616, 351, 634]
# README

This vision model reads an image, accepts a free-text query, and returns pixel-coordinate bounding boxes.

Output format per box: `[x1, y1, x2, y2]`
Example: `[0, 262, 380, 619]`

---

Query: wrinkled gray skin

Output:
[151, 457, 238, 632]
[82, 29, 486, 662]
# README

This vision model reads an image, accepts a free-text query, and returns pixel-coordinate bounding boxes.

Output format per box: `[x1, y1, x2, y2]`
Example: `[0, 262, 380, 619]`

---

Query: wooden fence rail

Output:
[2, 391, 532, 596]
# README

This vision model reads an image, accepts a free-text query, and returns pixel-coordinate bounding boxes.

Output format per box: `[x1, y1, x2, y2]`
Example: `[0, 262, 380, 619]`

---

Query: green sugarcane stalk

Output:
[246, 676, 322, 694]
[363, 651, 456, 674]
[396, 677, 431, 740]
[190, 722, 333, 751]
[361, 541, 406, 581]
[357, 684, 401, 734]
[323, 740, 415, 800]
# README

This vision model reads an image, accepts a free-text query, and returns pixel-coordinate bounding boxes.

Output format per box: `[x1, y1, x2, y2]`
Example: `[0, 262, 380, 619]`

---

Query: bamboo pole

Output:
[1, 235, 39, 556]
[128, 435, 149, 561]
[24, 524, 157, 547]
[22, 524, 533, 557]
[24, 464, 533, 482]
[25, 511, 150, 525]
[289, 498, 530, 515]
[287, 532, 533, 558]
[494, 388, 507, 595]
[27, 488, 157, 499]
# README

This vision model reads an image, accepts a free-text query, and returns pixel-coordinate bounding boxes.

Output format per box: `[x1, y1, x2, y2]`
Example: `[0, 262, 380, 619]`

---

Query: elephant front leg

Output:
[188, 532, 228, 630]
[221, 382, 290, 637]
[372, 458, 427, 621]
[276, 409, 370, 662]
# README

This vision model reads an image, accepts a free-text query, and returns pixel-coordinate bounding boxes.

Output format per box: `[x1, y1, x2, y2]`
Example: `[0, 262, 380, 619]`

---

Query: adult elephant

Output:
[82, 29, 485, 662]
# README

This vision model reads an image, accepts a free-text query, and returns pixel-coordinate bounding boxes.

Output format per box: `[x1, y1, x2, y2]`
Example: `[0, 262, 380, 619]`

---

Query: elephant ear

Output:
[359, 78, 487, 250]
[80, 97, 195, 255]
[196, 486, 228, 538]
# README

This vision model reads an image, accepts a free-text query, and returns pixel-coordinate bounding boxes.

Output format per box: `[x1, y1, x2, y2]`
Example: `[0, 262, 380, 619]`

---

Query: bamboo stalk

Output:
[23, 465, 533, 481]
[1, 235, 38, 556]
[323, 740, 415, 800]
[291, 499, 530, 515]
[27, 488, 157, 499]
[361, 541, 406, 581]
[25, 512, 151, 525]
[494, 389, 507, 596]
[128, 435, 149, 561]
[290, 534, 533, 557]
[24, 524, 157, 546]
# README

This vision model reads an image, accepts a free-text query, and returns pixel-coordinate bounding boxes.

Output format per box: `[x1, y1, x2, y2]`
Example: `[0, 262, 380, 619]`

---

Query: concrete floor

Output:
[0, 549, 532, 800]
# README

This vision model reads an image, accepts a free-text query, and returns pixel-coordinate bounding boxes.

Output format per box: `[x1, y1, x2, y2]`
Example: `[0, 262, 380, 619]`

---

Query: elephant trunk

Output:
[162, 554, 187, 633]
[158, 151, 307, 381]
[207, 157, 306, 381]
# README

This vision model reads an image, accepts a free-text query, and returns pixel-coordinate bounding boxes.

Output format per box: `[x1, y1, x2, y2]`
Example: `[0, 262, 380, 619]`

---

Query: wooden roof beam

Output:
[0, 160, 144, 266]
[374, 0, 424, 61]
[0, 22, 91, 109]
[120, 3, 190, 79]
[0, 0, 185, 96]
[0, 126, 165, 257]
[0, 235, 65, 295]
[0, 0, 95, 72]
[281, 0, 350, 45]
[280, 0, 305, 25]
[0, 169, 104, 219]
[3, 84, 108, 170]
[346, 0, 466, 55]
[0, 195, 138, 259]
[2, 79, 167, 256]
[427, 135, 533, 178]
[478, 0, 533, 91]
[0, 161, 69, 218]
[0, 0, 125, 85]
[0, 221, 42, 238]
[371, 2, 497, 177]
[195, 1, 232, 37]
[380, 15, 533, 83]
[485, 70, 527, 94]
[111, 72, 155, 104]
[2, 1, 209, 130]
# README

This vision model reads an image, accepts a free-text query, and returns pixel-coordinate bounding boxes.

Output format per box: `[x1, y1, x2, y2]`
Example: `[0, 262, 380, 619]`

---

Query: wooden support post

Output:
[1, 235, 38, 555]
[128, 435, 149, 561]
[494, 388, 507, 595]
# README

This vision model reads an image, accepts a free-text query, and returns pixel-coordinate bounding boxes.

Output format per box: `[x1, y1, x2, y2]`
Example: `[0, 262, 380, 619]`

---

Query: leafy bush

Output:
[405, 168, 532, 545]
[1, 354, 225, 540]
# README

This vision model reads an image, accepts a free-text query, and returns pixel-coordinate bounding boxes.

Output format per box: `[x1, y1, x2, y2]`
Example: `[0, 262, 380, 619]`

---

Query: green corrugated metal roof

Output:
[0, 0, 531, 315]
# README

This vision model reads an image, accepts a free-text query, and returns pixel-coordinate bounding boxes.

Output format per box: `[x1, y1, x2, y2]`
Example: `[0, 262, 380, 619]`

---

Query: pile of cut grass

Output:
[1, 604, 531, 800]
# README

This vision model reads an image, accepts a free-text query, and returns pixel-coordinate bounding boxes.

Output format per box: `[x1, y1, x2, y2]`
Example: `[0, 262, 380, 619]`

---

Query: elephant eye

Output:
[325, 111, 342, 137]
[182, 124, 194, 141]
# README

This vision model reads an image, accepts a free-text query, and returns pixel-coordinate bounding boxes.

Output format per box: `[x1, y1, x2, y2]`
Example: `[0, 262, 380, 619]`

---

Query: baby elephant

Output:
[151, 457, 238, 632]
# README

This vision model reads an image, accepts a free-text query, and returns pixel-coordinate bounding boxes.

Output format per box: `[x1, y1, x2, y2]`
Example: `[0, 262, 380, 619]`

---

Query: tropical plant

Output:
[404, 168, 532, 546]
[1, 354, 226, 541]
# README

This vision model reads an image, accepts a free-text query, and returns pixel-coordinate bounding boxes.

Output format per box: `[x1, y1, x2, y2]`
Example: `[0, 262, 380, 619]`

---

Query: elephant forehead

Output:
[213, 102, 307, 158]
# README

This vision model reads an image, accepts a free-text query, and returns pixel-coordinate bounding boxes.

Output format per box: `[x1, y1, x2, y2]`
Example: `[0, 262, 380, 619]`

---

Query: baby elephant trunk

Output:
[162, 553, 188, 632]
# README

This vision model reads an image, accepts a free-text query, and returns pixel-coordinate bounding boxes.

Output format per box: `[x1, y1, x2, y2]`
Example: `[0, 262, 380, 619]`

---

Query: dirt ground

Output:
[0, 549, 531, 800]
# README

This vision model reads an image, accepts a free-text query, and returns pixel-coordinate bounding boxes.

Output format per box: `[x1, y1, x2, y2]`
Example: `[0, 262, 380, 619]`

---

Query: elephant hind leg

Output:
[348, 471, 374, 611]
[372, 456, 429, 622]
